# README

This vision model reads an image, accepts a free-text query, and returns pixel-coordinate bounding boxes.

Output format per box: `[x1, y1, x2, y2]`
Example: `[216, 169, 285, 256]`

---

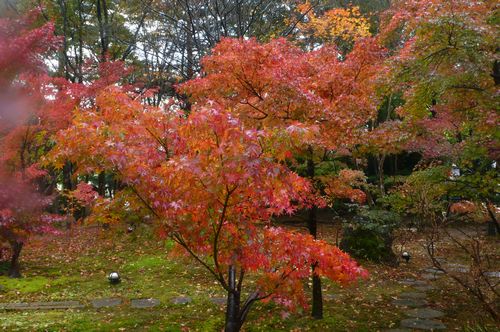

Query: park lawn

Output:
[0, 225, 497, 331]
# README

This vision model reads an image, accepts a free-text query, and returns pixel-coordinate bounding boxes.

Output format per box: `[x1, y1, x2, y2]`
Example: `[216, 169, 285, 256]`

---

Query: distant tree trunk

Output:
[365, 189, 375, 207]
[486, 202, 499, 236]
[186, 26, 194, 80]
[62, 161, 74, 190]
[492, 59, 500, 85]
[181, 23, 194, 114]
[306, 146, 323, 319]
[97, 171, 106, 196]
[376, 154, 386, 196]
[8, 241, 23, 278]
[375, 93, 393, 195]
[394, 154, 398, 175]
[96, 0, 109, 61]
[76, 0, 84, 82]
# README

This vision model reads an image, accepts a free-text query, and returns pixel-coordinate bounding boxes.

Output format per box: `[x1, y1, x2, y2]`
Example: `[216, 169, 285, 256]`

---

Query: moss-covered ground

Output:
[0, 224, 497, 331]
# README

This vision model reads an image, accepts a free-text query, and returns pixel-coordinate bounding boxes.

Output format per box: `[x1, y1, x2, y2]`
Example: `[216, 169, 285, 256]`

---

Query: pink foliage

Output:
[0, 171, 57, 241]
[72, 182, 98, 206]
[0, 12, 62, 245]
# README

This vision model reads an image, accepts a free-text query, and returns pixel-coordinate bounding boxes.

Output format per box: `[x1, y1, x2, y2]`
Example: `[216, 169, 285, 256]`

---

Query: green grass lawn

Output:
[0, 225, 497, 331]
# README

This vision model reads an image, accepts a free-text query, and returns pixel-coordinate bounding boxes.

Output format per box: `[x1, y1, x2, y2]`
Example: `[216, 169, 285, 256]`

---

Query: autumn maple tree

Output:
[380, 0, 499, 228]
[0, 12, 66, 277]
[377, 0, 499, 319]
[179, 35, 385, 318]
[50, 85, 367, 331]
[0, 9, 139, 276]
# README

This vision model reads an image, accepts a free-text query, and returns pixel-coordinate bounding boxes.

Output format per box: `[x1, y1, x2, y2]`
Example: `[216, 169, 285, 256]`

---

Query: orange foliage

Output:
[179, 37, 386, 150]
[296, 2, 370, 43]
[323, 169, 367, 204]
[450, 201, 477, 215]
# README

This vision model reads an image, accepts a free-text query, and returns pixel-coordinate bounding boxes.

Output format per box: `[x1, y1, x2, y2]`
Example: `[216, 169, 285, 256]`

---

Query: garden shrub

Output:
[340, 209, 400, 265]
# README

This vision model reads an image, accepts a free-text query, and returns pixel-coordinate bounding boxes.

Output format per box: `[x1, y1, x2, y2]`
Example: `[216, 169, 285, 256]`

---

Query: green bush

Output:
[340, 209, 400, 264]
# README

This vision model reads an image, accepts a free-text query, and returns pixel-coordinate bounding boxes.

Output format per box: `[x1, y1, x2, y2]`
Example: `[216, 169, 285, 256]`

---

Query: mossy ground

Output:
[0, 224, 497, 331]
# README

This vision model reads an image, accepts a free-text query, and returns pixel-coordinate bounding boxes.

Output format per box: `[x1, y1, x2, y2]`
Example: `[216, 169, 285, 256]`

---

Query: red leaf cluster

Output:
[179, 37, 386, 149]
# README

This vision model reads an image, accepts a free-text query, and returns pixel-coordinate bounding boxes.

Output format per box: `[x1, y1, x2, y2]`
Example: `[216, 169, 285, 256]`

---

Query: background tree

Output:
[378, 0, 499, 319]
[180, 35, 385, 318]
[380, 0, 499, 230]
[0, 11, 63, 277]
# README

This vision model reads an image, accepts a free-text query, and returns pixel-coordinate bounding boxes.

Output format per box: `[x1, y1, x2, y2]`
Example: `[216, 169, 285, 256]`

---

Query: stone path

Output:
[405, 308, 444, 319]
[0, 300, 84, 310]
[92, 298, 122, 308]
[389, 270, 447, 331]
[170, 296, 192, 305]
[392, 298, 428, 307]
[0, 294, 233, 311]
[400, 318, 446, 330]
[130, 298, 161, 308]
[389, 263, 500, 331]
[2, 264, 496, 323]
[209, 297, 226, 305]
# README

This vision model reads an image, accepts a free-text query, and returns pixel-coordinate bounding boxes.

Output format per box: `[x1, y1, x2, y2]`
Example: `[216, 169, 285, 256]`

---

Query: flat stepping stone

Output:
[423, 268, 444, 274]
[446, 263, 469, 272]
[0, 301, 84, 310]
[447, 263, 467, 268]
[324, 294, 340, 300]
[405, 308, 445, 319]
[92, 298, 122, 308]
[209, 297, 226, 305]
[400, 318, 446, 330]
[170, 296, 192, 305]
[392, 298, 428, 307]
[399, 292, 427, 299]
[414, 285, 435, 292]
[130, 298, 160, 308]
[399, 279, 427, 286]
[449, 267, 469, 273]
[422, 274, 439, 280]
[483, 271, 500, 278]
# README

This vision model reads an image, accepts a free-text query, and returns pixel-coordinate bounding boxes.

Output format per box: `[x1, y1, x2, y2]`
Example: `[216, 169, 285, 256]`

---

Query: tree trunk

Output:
[486, 202, 499, 236]
[225, 265, 242, 332]
[311, 262, 323, 319]
[62, 161, 74, 190]
[96, 0, 109, 61]
[186, 25, 194, 80]
[377, 154, 386, 195]
[97, 171, 106, 196]
[76, 0, 84, 83]
[492, 59, 500, 85]
[309, 207, 323, 319]
[306, 148, 323, 319]
[8, 241, 23, 278]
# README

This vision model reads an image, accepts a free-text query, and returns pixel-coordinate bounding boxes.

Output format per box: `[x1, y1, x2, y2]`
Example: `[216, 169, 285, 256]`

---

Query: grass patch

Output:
[0, 276, 50, 293]
[0, 226, 497, 331]
[123, 256, 167, 273]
